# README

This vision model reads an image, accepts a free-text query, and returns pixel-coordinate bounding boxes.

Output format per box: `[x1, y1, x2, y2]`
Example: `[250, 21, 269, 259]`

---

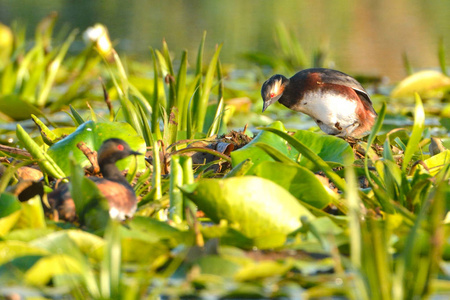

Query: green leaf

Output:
[47, 121, 146, 175]
[254, 161, 331, 209]
[181, 176, 315, 241]
[231, 121, 288, 171]
[14, 195, 46, 230]
[391, 70, 450, 99]
[418, 150, 450, 176]
[291, 130, 354, 170]
[402, 93, 425, 172]
[0, 95, 43, 120]
[0, 193, 22, 236]
[24, 254, 83, 286]
[0, 240, 49, 265]
[259, 127, 348, 192]
[16, 124, 66, 179]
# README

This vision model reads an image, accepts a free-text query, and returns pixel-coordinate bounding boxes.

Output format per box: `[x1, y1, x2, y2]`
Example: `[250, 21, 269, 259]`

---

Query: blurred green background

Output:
[1, 0, 450, 80]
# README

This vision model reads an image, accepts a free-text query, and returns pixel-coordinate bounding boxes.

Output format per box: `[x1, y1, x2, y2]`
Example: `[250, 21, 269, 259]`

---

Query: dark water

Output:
[1, 0, 450, 80]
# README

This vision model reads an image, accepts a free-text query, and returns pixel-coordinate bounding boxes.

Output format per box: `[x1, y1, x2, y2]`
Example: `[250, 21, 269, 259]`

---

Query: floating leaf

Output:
[181, 176, 315, 241]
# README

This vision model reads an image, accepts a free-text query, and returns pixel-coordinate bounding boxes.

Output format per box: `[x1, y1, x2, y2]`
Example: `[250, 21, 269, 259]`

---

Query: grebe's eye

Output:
[117, 144, 124, 151]
[270, 92, 275, 98]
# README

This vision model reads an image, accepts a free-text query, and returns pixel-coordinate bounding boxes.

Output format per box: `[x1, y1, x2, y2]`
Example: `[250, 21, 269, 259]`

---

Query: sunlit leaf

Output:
[0, 193, 22, 236]
[254, 161, 331, 208]
[391, 70, 450, 99]
[181, 176, 315, 241]
[24, 254, 83, 286]
[231, 121, 288, 171]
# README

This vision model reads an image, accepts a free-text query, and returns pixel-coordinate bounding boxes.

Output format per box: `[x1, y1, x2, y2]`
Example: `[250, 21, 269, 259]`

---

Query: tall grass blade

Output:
[438, 38, 447, 76]
[191, 32, 206, 127]
[196, 44, 222, 133]
[402, 52, 413, 76]
[402, 93, 425, 172]
[206, 58, 224, 137]
[36, 29, 77, 106]
[69, 104, 85, 126]
[151, 48, 162, 141]
[100, 220, 122, 299]
[169, 155, 184, 223]
[177, 50, 188, 130]
[152, 140, 162, 201]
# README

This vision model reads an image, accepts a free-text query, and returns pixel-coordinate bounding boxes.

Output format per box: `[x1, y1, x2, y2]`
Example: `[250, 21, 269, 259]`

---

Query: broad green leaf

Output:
[234, 260, 293, 281]
[181, 176, 315, 240]
[0, 192, 21, 218]
[0, 193, 22, 236]
[260, 127, 347, 192]
[0, 240, 49, 265]
[418, 150, 450, 176]
[14, 195, 46, 230]
[402, 93, 425, 172]
[30, 230, 104, 261]
[0, 95, 42, 120]
[0, 255, 44, 283]
[291, 130, 354, 169]
[254, 161, 331, 209]
[3, 228, 56, 242]
[231, 121, 288, 171]
[128, 216, 190, 245]
[24, 254, 83, 286]
[47, 121, 146, 175]
[391, 70, 450, 99]
[195, 255, 242, 278]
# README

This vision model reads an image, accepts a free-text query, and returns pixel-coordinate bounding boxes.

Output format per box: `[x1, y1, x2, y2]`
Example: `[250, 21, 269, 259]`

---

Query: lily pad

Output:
[253, 161, 331, 208]
[47, 121, 146, 175]
[181, 176, 315, 240]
